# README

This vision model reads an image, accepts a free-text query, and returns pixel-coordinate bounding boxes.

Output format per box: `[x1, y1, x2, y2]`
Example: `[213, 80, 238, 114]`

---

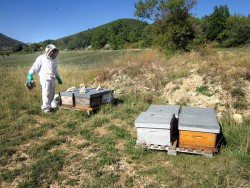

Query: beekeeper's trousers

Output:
[40, 79, 55, 112]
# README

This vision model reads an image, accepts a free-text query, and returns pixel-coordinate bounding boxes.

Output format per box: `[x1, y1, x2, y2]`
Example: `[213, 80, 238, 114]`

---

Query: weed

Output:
[76, 142, 90, 149]
[221, 116, 250, 165]
[107, 124, 131, 139]
[82, 172, 120, 187]
[233, 100, 248, 110]
[27, 138, 66, 158]
[79, 129, 98, 141]
[231, 87, 246, 98]
[0, 169, 21, 182]
[125, 137, 152, 160]
[170, 70, 189, 80]
[196, 85, 213, 97]
[98, 151, 119, 166]
[177, 98, 190, 106]
[64, 120, 79, 129]
[91, 117, 109, 128]
[66, 179, 78, 186]
[17, 151, 65, 188]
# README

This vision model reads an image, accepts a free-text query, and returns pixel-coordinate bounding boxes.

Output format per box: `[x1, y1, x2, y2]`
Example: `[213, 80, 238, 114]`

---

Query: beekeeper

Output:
[27, 44, 62, 113]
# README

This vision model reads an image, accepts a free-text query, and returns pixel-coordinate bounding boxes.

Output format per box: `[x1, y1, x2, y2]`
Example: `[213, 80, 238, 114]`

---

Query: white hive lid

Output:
[146, 104, 180, 116]
[181, 106, 216, 117]
[135, 112, 174, 129]
[178, 113, 220, 133]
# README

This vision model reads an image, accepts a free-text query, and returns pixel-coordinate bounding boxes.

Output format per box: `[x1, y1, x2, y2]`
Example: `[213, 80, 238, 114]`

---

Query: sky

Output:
[0, 0, 249, 43]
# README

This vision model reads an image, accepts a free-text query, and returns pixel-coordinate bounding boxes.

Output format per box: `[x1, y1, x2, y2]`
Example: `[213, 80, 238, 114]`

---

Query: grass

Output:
[196, 85, 213, 97]
[0, 48, 250, 187]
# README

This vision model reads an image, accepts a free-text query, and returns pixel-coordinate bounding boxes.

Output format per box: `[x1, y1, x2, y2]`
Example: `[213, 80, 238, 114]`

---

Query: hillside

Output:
[0, 33, 26, 50]
[53, 18, 149, 50]
[93, 46, 250, 121]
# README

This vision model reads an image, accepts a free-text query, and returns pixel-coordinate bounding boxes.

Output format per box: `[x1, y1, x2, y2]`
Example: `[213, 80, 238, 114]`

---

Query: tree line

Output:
[12, 0, 250, 54]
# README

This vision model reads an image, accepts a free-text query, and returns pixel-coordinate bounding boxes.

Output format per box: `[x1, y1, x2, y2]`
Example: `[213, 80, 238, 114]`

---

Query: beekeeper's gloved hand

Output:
[28, 73, 33, 82]
[56, 75, 62, 85]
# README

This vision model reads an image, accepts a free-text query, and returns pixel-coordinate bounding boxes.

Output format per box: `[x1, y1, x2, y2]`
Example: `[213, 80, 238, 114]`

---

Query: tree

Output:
[134, 0, 196, 51]
[92, 29, 108, 49]
[204, 5, 230, 41]
[218, 14, 250, 47]
[12, 44, 23, 52]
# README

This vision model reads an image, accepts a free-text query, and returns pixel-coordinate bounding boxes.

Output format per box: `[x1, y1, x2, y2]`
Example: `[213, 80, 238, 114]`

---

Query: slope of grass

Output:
[0, 48, 249, 187]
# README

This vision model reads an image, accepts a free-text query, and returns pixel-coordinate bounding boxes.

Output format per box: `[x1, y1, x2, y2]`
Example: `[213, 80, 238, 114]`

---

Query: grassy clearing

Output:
[0, 49, 249, 187]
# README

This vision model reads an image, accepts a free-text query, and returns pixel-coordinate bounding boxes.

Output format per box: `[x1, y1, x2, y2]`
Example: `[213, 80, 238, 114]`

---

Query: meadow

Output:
[0, 48, 249, 188]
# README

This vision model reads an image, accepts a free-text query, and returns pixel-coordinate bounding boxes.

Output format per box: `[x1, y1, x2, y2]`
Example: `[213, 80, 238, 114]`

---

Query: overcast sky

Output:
[0, 0, 249, 43]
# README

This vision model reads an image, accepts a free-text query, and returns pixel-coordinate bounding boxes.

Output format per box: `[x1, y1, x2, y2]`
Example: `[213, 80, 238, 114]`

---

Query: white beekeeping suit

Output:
[27, 44, 62, 113]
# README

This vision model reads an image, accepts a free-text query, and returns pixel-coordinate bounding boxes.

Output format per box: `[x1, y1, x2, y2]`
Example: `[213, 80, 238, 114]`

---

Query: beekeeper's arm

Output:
[54, 63, 62, 85]
[27, 56, 42, 81]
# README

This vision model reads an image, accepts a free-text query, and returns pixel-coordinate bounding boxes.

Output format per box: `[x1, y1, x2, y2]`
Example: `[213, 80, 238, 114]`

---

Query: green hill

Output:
[0, 33, 26, 50]
[53, 18, 149, 50]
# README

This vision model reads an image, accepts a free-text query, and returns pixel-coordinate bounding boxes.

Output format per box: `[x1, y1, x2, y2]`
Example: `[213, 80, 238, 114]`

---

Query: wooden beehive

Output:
[135, 112, 175, 146]
[99, 88, 114, 104]
[59, 91, 74, 107]
[178, 111, 220, 152]
[74, 89, 102, 109]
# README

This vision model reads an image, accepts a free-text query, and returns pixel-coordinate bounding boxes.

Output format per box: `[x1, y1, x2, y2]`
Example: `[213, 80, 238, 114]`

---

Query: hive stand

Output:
[136, 134, 214, 158]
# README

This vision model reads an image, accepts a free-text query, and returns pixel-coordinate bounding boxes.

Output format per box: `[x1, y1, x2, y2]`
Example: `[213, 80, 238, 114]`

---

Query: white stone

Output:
[232, 114, 243, 124]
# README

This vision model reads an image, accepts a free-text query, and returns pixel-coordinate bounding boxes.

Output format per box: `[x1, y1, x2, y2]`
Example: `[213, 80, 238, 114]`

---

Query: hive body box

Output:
[59, 91, 74, 107]
[135, 112, 175, 146]
[146, 104, 180, 118]
[178, 107, 220, 152]
[99, 88, 114, 104]
[74, 89, 103, 109]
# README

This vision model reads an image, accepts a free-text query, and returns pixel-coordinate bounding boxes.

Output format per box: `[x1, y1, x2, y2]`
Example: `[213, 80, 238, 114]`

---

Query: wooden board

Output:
[179, 130, 217, 152]
[75, 96, 102, 108]
[61, 96, 74, 106]
[136, 143, 215, 158]
[59, 106, 94, 115]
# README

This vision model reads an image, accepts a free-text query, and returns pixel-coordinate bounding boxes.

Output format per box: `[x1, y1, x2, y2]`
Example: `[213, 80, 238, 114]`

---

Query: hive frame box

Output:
[59, 91, 74, 107]
[178, 106, 220, 152]
[135, 112, 175, 146]
[74, 89, 103, 109]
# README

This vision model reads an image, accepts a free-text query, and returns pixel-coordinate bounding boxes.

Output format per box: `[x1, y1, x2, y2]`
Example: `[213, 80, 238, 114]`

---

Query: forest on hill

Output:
[1, 0, 250, 54]
[0, 33, 25, 51]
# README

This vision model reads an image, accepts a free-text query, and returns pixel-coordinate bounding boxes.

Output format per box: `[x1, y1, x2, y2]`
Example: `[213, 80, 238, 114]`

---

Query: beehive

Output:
[74, 89, 103, 109]
[59, 91, 74, 107]
[146, 104, 180, 118]
[178, 107, 220, 152]
[135, 112, 175, 146]
[96, 88, 114, 104]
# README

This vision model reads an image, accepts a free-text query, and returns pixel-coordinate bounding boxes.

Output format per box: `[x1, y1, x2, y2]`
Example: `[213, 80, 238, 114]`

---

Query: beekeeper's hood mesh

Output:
[45, 44, 59, 59]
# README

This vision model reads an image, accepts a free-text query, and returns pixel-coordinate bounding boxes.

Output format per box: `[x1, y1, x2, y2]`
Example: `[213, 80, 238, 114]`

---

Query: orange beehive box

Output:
[178, 113, 220, 152]
[179, 130, 217, 152]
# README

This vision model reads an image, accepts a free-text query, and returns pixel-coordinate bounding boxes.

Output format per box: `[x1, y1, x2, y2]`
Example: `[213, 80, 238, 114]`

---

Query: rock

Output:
[232, 114, 243, 124]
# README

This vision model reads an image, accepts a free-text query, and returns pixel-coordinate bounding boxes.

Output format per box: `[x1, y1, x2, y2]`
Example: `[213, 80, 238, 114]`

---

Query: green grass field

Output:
[0, 49, 249, 187]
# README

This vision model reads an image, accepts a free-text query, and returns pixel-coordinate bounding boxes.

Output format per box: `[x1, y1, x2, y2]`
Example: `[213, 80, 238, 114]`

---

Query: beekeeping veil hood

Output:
[45, 44, 59, 59]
